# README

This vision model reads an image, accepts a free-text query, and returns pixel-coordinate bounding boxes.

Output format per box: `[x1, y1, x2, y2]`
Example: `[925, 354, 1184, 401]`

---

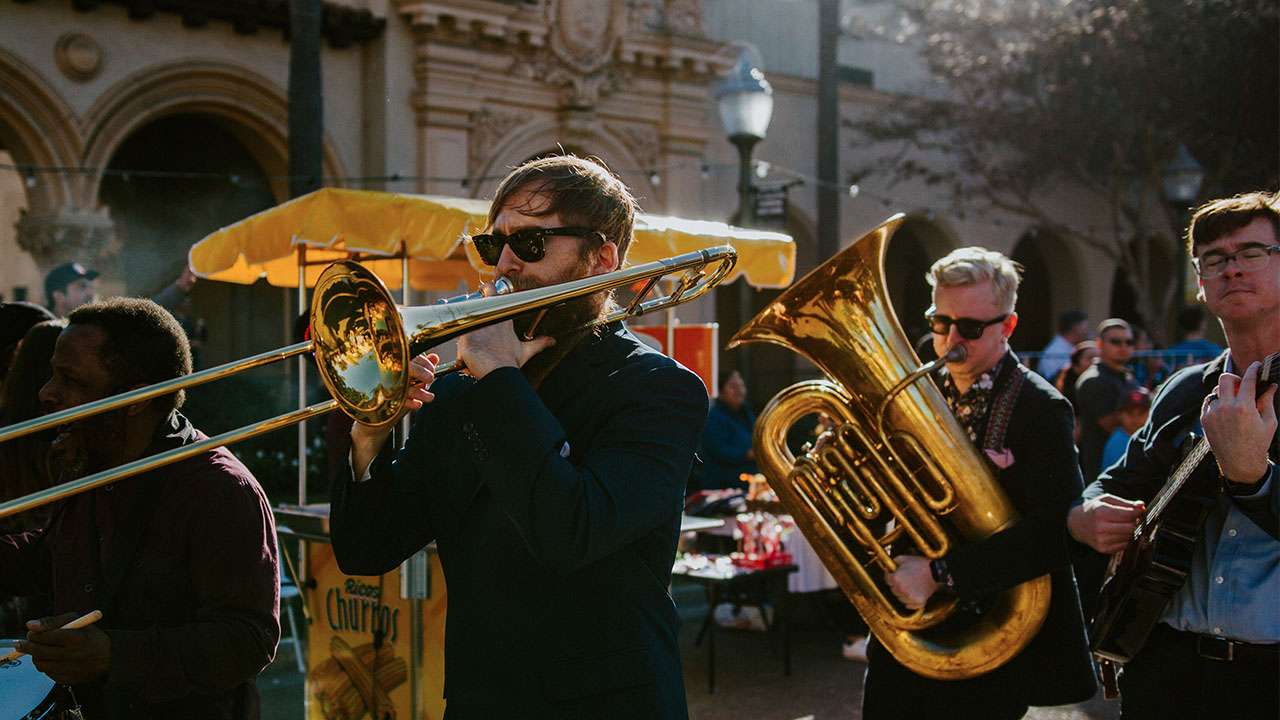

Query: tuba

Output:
[728, 215, 1050, 680]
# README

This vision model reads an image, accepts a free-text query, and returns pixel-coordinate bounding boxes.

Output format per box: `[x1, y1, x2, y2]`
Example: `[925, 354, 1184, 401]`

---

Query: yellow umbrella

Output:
[188, 187, 795, 290]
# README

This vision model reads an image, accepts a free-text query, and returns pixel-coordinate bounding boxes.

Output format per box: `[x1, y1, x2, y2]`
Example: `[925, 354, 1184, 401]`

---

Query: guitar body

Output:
[1090, 452, 1219, 663]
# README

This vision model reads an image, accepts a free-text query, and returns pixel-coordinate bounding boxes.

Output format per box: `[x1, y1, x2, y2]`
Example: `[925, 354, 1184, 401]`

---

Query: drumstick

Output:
[0, 610, 102, 663]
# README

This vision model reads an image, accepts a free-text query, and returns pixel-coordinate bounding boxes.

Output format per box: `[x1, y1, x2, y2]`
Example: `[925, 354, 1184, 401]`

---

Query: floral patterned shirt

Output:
[939, 356, 1008, 443]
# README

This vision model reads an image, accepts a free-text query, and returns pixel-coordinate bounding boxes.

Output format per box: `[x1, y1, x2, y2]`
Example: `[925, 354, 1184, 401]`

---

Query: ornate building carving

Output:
[15, 207, 116, 270]
[468, 108, 528, 177]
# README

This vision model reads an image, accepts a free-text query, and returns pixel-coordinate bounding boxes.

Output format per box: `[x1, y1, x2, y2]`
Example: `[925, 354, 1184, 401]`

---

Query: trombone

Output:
[0, 246, 737, 519]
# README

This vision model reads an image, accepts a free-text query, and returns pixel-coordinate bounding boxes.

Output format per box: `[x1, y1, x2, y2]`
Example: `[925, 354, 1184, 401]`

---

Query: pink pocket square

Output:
[984, 448, 1015, 469]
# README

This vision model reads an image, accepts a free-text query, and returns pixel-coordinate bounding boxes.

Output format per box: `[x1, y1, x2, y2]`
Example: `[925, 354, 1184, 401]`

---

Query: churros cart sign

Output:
[308, 544, 446, 720]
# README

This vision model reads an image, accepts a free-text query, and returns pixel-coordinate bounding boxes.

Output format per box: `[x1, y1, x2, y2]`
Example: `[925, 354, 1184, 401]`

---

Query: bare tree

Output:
[846, 0, 1279, 340]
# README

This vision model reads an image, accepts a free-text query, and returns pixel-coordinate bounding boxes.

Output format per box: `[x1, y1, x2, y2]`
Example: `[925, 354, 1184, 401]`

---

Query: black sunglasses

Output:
[469, 226, 604, 266]
[925, 309, 1008, 340]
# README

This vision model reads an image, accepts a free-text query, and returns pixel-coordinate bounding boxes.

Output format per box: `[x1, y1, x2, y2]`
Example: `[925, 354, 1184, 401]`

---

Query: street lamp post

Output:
[717, 48, 774, 227]
[716, 47, 773, 384]
[1162, 143, 1205, 322]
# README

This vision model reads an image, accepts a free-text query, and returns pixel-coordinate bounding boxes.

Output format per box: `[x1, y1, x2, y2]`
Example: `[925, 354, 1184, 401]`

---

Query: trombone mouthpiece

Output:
[943, 345, 967, 363]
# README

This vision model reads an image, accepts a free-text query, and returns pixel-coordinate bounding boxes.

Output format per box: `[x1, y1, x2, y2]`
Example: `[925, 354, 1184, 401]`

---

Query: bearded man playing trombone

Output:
[861, 247, 1096, 720]
[329, 155, 707, 719]
[0, 297, 280, 719]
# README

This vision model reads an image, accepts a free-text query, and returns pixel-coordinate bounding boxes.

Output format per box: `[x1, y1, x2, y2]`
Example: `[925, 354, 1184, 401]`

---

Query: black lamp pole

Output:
[731, 134, 759, 382]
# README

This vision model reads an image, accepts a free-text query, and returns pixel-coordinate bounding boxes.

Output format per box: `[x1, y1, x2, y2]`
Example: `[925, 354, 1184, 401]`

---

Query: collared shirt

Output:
[1159, 355, 1279, 643]
[938, 354, 1008, 443]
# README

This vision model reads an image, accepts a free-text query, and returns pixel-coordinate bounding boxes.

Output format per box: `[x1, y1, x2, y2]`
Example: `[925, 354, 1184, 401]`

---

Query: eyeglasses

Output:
[924, 309, 1008, 340]
[469, 226, 603, 266]
[1103, 336, 1135, 346]
[1193, 244, 1280, 279]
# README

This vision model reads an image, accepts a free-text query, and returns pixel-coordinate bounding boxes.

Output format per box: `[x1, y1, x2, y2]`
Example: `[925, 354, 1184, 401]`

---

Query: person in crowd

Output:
[44, 262, 99, 317]
[1099, 386, 1150, 473]
[152, 266, 205, 369]
[1054, 339, 1099, 410]
[328, 155, 706, 719]
[0, 318, 66, 532]
[1130, 324, 1167, 390]
[1165, 304, 1224, 370]
[862, 247, 1095, 720]
[1038, 308, 1089, 380]
[0, 297, 279, 719]
[0, 300, 57, 395]
[1075, 318, 1138, 484]
[0, 318, 64, 639]
[1069, 191, 1279, 720]
[699, 369, 758, 491]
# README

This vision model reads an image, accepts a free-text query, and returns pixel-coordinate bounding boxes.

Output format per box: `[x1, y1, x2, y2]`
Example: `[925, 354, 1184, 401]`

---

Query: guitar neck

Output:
[1144, 439, 1211, 525]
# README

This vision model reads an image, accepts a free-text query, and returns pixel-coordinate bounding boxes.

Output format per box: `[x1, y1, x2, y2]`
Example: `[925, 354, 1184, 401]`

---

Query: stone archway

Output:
[82, 60, 345, 206]
[0, 48, 82, 214]
[884, 215, 956, 353]
[1011, 226, 1086, 353]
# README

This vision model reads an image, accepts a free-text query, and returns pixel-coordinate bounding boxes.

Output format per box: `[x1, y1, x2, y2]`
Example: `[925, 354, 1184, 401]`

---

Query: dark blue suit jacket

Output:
[329, 322, 706, 719]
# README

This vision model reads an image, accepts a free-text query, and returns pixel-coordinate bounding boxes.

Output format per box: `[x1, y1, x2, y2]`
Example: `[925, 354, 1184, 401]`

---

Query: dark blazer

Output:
[868, 355, 1096, 710]
[329, 322, 707, 720]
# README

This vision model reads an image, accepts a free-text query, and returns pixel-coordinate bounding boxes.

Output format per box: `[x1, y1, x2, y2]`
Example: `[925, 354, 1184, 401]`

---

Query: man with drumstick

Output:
[329, 155, 707, 719]
[0, 297, 279, 718]
[1069, 191, 1280, 719]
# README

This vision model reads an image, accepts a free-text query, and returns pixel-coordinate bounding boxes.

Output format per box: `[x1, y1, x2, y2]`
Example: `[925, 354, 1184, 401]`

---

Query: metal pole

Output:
[731, 135, 759, 384]
[817, 0, 841, 262]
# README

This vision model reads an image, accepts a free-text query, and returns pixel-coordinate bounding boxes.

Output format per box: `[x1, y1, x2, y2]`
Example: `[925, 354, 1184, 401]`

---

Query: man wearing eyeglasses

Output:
[1068, 191, 1279, 720]
[1074, 318, 1139, 484]
[862, 246, 1095, 720]
[328, 155, 707, 719]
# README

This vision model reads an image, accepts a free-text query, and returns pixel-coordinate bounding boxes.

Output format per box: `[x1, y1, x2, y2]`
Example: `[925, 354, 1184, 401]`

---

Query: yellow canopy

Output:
[188, 188, 795, 291]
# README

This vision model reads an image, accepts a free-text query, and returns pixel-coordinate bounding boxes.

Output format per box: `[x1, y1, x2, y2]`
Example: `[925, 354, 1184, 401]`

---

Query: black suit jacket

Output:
[869, 355, 1096, 708]
[329, 322, 706, 719]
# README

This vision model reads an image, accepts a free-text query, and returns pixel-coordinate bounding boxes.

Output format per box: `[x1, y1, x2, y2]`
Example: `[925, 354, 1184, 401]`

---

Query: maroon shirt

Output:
[0, 412, 279, 718]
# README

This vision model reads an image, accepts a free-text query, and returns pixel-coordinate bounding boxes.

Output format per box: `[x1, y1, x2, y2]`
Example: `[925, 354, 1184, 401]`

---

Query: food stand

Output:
[188, 187, 796, 719]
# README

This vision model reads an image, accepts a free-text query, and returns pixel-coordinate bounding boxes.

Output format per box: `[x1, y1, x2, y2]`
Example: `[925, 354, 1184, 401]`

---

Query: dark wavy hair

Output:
[485, 154, 639, 264]
[67, 297, 192, 413]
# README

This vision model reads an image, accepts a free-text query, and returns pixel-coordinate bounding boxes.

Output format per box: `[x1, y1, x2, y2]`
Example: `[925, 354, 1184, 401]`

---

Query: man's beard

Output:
[48, 413, 124, 480]
[506, 257, 612, 386]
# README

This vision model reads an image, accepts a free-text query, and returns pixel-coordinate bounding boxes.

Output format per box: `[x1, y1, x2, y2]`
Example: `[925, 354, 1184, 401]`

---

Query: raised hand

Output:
[1201, 361, 1278, 486]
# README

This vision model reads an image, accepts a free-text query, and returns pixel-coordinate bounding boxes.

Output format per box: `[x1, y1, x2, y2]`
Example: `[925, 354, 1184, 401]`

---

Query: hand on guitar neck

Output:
[1068, 494, 1145, 554]
[1200, 360, 1278, 487]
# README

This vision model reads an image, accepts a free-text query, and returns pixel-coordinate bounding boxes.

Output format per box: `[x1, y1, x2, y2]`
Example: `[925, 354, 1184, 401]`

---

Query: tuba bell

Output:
[728, 214, 1050, 680]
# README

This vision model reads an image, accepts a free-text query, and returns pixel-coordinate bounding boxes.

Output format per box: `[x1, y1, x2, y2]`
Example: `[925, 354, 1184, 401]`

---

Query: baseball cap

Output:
[1119, 386, 1151, 411]
[44, 262, 100, 301]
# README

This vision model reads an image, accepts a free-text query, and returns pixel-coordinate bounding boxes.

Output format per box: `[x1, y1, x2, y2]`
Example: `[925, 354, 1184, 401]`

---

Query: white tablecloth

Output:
[784, 530, 837, 594]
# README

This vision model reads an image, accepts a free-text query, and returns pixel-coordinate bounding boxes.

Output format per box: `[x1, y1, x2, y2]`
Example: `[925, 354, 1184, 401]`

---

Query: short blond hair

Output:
[926, 246, 1023, 313]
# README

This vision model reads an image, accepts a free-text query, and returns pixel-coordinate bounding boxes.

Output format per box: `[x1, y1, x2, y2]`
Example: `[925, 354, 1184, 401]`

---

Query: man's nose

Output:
[37, 379, 56, 409]
[947, 325, 965, 344]
[495, 244, 522, 277]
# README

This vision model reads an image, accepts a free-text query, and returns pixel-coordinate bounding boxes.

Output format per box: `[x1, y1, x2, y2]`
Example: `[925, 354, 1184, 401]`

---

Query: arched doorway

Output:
[1010, 232, 1053, 354]
[98, 114, 279, 370]
[883, 216, 952, 357]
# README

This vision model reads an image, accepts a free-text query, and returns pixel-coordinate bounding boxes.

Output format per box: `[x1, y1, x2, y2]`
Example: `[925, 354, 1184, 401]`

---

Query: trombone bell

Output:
[311, 261, 410, 427]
